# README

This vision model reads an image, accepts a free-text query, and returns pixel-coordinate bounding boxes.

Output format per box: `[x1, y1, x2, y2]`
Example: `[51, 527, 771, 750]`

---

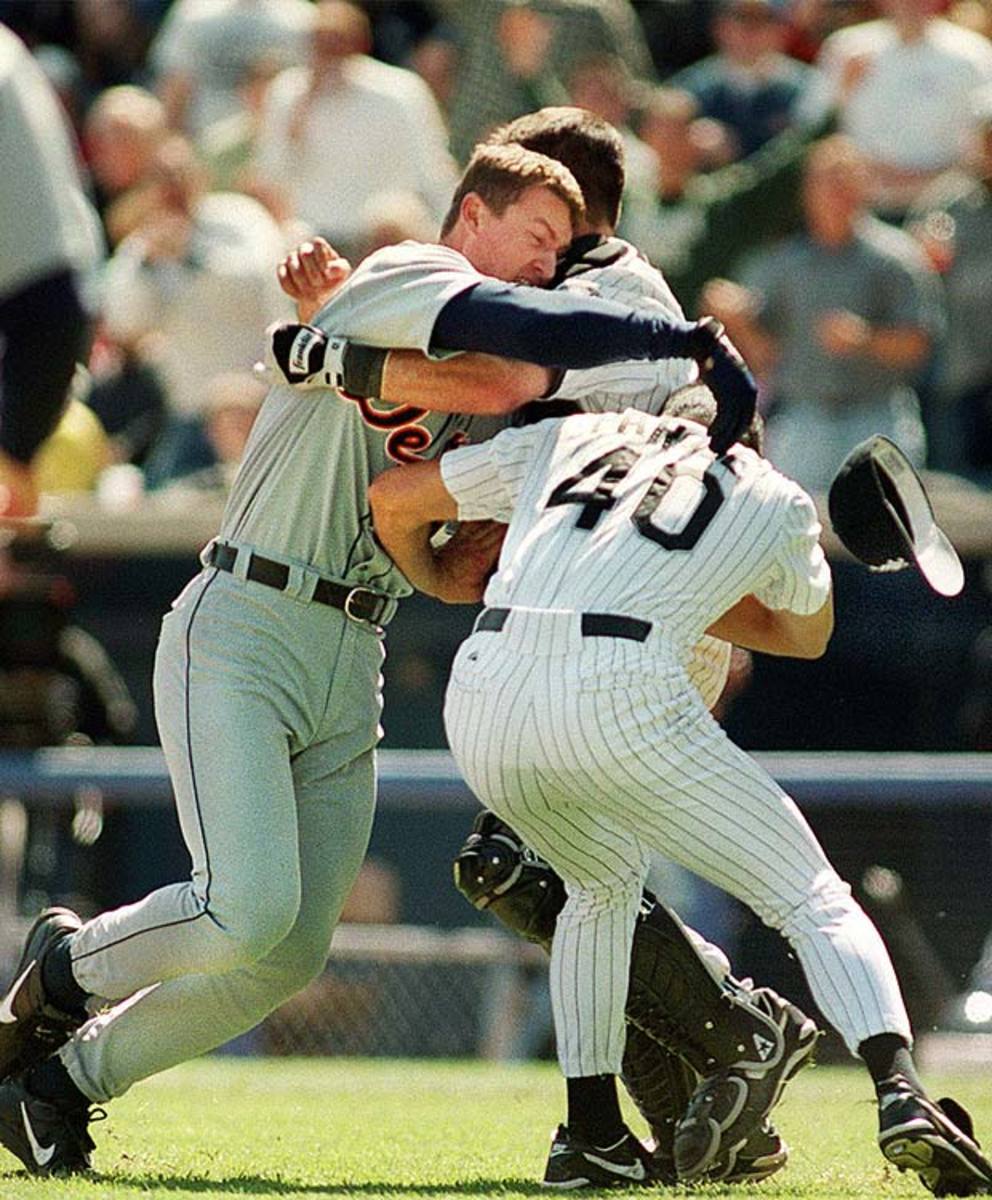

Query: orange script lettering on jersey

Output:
[342, 393, 432, 464]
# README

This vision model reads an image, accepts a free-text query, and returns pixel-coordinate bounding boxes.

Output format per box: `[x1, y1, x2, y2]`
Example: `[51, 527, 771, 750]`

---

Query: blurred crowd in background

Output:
[2, 0, 992, 506]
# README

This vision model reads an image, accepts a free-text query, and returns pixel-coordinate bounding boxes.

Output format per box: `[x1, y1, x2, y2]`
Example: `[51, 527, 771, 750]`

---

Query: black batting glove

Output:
[265, 321, 346, 388]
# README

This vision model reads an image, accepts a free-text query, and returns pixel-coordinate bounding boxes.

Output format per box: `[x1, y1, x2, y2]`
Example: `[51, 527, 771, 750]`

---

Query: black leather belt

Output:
[477, 607, 651, 642]
[208, 543, 391, 626]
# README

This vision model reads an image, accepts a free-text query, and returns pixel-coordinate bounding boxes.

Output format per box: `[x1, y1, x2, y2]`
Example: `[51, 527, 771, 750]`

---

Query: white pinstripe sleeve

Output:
[753, 487, 832, 615]
[439, 425, 542, 522]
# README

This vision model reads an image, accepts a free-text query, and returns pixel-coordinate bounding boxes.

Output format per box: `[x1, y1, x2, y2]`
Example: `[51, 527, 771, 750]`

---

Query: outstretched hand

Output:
[277, 238, 352, 322]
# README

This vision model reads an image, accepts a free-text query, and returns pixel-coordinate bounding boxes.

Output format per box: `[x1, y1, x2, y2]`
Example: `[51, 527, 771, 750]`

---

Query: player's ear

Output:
[461, 192, 487, 235]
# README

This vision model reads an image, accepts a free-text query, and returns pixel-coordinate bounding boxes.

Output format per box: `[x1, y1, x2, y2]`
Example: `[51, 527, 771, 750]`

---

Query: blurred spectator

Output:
[364, 0, 446, 66]
[628, 85, 823, 313]
[32, 43, 86, 133]
[85, 333, 168, 470]
[949, 0, 992, 39]
[82, 84, 168, 245]
[783, 0, 878, 63]
[806, 0, 992, 217]
[702, 134, 942, 492]
[907, 87, 992, 480]
[566, 53, 659, 240]
[198, 54, 282, 193]
[445, 0, 655, 163]
[149, 0, 312, 139]
[71, 0, 160, 99]
[31, 371, 113, 500]
[252, 0, 457, 258]
[669, 0, 823, 160]
[0, 24, 103, 517]
[157, 371, 265, 498]
[632, 0, 719, 77]
[0, 0, 159, 99]
[101, 134, 288, 490]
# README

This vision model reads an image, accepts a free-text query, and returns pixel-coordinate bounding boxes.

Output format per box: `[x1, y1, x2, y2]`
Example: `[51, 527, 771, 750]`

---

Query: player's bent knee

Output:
[210, 891, 301, 968]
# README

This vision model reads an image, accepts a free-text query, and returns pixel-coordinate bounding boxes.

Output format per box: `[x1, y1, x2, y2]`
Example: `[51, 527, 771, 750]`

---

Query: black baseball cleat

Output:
[0, 907, 85, 1079]
[543, 1124, 655, 1188]
[878, 1075, 992, 1196]
[673, 988, 819, 1179]
[0, 1073, 102, 1175]
[713, 1119, 789, 1183]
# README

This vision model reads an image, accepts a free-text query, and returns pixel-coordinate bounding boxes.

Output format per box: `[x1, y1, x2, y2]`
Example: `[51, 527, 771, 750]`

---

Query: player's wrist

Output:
[265, 322, 347, 389]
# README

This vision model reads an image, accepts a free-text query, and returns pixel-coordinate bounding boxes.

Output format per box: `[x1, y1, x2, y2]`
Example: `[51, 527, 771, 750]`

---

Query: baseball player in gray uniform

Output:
[367, 387, 992, 1194]
[0, 143, 743, 1176]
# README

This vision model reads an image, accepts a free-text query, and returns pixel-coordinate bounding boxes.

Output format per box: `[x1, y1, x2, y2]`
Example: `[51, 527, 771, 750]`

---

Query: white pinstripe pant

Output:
[444, 609, 911, 1079]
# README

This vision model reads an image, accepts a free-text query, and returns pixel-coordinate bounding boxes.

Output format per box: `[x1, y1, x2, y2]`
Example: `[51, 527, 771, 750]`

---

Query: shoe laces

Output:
[63, 1104, 107, 1156]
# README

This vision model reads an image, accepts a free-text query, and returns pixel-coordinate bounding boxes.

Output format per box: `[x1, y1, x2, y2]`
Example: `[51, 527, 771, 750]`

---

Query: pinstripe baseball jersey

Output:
[220, 242, 496, 595]
[553, 237, 697, 413]
[440, 408, 831, 654]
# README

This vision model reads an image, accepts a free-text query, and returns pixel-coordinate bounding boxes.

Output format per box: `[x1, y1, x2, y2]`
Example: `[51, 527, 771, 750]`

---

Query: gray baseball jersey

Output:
[219, 241, 497, 597]
[441, 411, 910, 1078]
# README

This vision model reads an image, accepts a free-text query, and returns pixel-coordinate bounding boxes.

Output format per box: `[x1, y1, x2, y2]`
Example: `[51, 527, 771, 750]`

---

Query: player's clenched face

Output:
[457, 185, 574, 286]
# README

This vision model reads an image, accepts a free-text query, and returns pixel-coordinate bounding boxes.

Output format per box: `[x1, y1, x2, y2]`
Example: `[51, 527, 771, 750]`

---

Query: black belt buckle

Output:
[344, 587, 383, 626]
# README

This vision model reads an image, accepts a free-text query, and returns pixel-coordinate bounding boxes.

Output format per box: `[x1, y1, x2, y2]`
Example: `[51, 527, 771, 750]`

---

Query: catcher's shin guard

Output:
[621, 1022, 695, 1175]
[626, 895, 797, 1076]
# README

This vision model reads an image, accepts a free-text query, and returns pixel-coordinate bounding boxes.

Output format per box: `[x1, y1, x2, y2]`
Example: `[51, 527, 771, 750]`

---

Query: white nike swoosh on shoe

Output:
[20, 1102, 55, 1167]
[0, 961, 36, 1024]
[584, 1152, 646, 1180]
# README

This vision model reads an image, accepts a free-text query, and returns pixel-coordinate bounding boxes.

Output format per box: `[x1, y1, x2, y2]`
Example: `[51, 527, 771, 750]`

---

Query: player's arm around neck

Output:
[368, 461, 500, 603]
[706, 590, 835, 659]
[381, 351, 552, 414]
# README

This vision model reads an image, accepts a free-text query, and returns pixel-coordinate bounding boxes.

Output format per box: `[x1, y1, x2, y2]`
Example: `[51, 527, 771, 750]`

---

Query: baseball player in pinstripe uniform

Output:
[320, 106, 816, 1183]
[0, 144, 748, 1177]
[367, 384, 992, 1193]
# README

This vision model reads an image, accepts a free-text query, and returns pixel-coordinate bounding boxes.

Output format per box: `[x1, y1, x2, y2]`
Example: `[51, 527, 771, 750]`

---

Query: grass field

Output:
[0, 1058, 988, 1199]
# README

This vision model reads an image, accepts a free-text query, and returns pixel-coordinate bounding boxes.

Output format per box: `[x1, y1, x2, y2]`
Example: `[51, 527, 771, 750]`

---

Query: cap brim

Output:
[868, 435, 964, 597]
[914, 524, 964, 597]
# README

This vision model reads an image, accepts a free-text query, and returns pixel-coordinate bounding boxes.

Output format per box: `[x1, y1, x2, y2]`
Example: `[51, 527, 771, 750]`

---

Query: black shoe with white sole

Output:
[543, 1124, 655, 1189]
[0, 907, 84, 1079]
[0, 1073, 101, 1175]
[878, 1075, 992, 1196]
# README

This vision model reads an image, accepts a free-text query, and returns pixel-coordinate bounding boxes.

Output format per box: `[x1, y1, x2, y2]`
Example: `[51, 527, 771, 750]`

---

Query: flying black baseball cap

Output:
[828, 434, 964, 596]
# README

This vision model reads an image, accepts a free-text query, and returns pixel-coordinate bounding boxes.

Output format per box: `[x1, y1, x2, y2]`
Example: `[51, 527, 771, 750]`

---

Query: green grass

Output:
[0, 1058, 988, 1199]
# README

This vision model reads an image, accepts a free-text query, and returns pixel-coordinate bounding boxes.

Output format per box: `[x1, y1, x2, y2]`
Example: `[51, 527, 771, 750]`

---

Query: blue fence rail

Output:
[0, 747, 990, 809]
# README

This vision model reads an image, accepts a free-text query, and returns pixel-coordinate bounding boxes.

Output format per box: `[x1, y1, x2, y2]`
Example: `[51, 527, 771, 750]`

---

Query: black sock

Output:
[566, 1075, 625, 1145]
[25, 1058, 88, 1110]
[858, 1033, 923, 1093]
[39, 940, 88, 1019]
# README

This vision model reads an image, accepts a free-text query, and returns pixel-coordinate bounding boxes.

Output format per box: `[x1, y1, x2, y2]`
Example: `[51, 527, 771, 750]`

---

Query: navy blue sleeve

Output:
[430, 280, 708, 369]
[430, 281, 757, 453]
